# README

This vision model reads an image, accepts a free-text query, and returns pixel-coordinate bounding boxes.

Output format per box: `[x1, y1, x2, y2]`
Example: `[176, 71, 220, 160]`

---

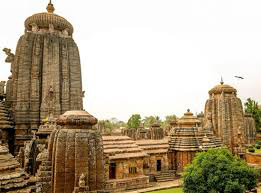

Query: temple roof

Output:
[0, 145, 34, 192]
[169, 127, 201, 151]
[136, 139, 169, 154]
[102, 136, 148, 160]
[208, 82, 237, 95]
[24, 1, 74, 35]
[177, 110, 201, 128]
[56, 110, 98, 128]
[169, 110, 222, 152]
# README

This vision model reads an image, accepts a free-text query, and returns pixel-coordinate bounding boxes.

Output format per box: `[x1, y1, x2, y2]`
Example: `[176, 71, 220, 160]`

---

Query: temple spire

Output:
[47, 0, 55, 13]
[220, 76, 224, 85]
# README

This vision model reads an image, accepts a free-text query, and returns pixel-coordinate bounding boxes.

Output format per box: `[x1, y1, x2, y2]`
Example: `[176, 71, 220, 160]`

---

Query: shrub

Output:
[248, 147, 255, 153]
[256, 145, 261, 149]
[183, 148, 259, 193]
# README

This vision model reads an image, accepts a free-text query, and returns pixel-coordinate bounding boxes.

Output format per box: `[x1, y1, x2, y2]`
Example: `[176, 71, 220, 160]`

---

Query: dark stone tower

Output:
[3, 2, 83, 152]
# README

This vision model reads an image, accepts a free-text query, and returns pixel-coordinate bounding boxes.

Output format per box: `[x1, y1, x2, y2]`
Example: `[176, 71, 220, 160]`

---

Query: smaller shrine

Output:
[169, 110, 222, 172]
[36, 110, 105, 193]
[102, 135, 149, 192]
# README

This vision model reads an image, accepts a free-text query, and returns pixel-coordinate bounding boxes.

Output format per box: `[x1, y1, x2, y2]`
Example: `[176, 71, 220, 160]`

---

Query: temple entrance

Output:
[109, 162, 116, 179]
[157, 160, 161, 171]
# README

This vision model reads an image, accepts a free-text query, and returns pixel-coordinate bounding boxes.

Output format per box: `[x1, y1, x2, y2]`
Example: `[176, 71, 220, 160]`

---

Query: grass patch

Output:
[149, 188, 183, 193]
[254, 148, 261, 154]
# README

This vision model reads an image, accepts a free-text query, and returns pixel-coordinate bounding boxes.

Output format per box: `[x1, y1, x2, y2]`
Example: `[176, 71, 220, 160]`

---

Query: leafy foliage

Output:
[142, 116, 161, 128]
[244, 98, 261, 132]
[127, 114, 141, 129]
[161, 115, 177, 129]
[98, 118, 127, 134]
[183, 148, 258, 193]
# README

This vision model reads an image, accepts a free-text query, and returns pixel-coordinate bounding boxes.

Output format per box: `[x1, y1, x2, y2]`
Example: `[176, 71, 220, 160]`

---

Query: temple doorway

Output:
[109, 162, 116, 179]
[157, 160, 161, 171]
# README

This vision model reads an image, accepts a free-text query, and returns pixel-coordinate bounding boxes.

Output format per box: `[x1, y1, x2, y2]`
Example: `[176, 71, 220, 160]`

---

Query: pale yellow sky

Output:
[0, 0, 260, 121]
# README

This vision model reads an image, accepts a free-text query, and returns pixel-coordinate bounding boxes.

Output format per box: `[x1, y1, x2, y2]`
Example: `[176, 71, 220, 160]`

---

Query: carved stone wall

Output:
[204, 83, 245, 153]
[9, 31, 83, 153]
[44, 111, 105, 193]
[147, 123, 164, 140]
[244, 114, 256, 145]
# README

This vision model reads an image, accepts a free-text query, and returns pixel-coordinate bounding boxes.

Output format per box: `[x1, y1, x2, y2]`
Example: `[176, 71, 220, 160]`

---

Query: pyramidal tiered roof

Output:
[0, 102, 13, 145]
[136, 139, 169, 154]
[169, 110, 222, 152]
[0, 102, 13, 130]
[0, 145, 35, 192]
[102, 136, 148, 160]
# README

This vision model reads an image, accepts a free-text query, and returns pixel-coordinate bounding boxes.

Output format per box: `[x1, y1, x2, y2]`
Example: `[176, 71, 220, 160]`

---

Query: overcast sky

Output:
[0, 0, 260, 121]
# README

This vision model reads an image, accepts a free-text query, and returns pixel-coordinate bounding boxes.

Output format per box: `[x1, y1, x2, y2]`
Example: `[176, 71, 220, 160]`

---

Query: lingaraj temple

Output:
[0, 2, 257, 193]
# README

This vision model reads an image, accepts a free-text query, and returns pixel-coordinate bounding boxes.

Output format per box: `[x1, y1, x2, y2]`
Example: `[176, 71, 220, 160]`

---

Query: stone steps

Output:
[155, 171, 176, 182]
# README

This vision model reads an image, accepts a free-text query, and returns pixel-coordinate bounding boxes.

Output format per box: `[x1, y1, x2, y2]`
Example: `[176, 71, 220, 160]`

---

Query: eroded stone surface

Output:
[36, 110, 105, 193]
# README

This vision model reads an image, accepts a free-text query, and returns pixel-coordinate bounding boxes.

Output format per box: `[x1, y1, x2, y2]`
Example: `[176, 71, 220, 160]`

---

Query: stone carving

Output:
[235, 128, 245, 157]
[24, 141, 32, 172]
[36, 147, 48, 162]
[49, 23, 55, 33]
[3, 48, 15, 63]
[79, 173, 86, 187]
[31, 23, 39, 32]
[206, 112, 213, 133]
[43, 85, 56, 118]
[63, 28, 69, 36]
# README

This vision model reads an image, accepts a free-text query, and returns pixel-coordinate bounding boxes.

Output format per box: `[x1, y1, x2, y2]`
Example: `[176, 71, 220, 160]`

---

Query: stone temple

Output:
[3, 1, 83, 154]
[204, 80, 256, 156]
[0, 1, 257, 193]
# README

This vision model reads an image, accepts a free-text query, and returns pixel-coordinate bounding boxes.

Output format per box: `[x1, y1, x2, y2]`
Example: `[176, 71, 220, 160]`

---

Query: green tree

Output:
[127, 114, 141, 129]
[98, 120, 113, 133]
[142, 116, 162, 127]
[244, 98, 261, 132]
[162, 115, 177, 129]
[98, 119, 127, 134]
[183, 148, 258, 193]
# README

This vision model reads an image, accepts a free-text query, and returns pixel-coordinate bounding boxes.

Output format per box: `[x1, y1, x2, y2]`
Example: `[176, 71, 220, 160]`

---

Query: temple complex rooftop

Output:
[0, 145, 35, 192]
[136, 139, 169, 154]
[102, 136, 148, 160]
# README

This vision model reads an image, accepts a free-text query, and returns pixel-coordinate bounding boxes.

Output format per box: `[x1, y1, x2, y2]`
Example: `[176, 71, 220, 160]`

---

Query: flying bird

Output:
[234, 76, 244, 79]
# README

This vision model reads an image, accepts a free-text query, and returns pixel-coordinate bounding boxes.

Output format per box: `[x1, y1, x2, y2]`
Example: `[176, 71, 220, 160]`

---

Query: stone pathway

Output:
[126, 179, 182, 193]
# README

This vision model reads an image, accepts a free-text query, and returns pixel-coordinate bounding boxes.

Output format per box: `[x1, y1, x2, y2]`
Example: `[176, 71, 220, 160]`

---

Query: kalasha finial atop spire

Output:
[47, 0, 55, 13]
[220, 76, 224, 85]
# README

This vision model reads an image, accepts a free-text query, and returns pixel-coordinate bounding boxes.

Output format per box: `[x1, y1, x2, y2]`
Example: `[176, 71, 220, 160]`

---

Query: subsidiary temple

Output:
[0, 2, 257, 193]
